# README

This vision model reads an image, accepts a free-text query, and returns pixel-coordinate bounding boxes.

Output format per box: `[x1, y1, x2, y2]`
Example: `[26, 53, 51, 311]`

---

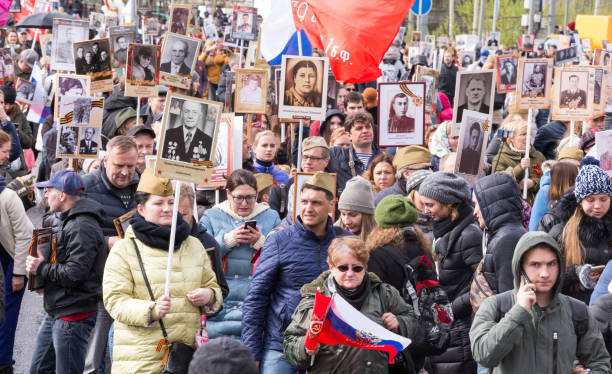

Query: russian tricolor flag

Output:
[260, 0, 312, 65]
[305, 289, 411, 363]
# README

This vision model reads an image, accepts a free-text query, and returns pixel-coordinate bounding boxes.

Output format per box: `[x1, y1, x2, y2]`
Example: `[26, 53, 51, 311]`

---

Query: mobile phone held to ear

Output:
[520, 268, 531, 285]
[244, 220, 257, 229]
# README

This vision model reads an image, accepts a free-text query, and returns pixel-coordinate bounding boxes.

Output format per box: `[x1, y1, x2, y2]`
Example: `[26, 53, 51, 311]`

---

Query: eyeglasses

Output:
[345, 88, 356, 92]
[231, 194, 257, 203]
[336, 264, 364, 273]
[302, 155, 326, 162]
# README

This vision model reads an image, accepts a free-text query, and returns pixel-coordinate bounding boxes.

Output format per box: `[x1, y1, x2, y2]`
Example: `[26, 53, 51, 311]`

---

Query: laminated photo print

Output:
[231, 5, 258, 41]
[15, 78, 35, 104]
[51, 19, 89, 72]
[54, 73, 90, 121]
[235, 68, 268, 114]
[378, 82, 426, 147]
[126, 43, 160, 97]
[278, 55, 329, 121]
[516, 58, 553, 109]
[159, 33, 200, 89]
[109, 26, 136, 68]
[454, 109, 491, 183]
[552, 66, 595, 121]
[169, 4, 191, 36]
[73, 38, 113, 93]
[452, 70, 495, 127]
[495, 54, 519, 93]
[0, 48, 14, 82]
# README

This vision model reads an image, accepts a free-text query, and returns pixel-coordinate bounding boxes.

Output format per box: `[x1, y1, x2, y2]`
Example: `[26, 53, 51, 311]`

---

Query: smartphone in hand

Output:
[244, 220, 257, 229]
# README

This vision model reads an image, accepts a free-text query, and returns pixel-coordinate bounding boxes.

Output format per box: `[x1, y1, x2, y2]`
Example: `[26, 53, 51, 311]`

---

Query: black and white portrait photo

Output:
[79, 126, 99, 156]
[231, 6, 257, 41]
[145, 18, 158, 35]
[57, 126, 79, 156]
[0, 48, 14, 82]
[520, 62, 547, 98]
[555, 46, 578, 66]
[452, 70, 495, 125]
[40, 35, 52, 61]
[137, 0, 150, 10]
[160, 33, 199, 77]
[552, 67, 594, 120]
[73, 39, 111, 78]
[559, 71, 588, 109]
[486, 32, 500, 48]
[414, 66, 439, 112]
[594, 68, 603, 106]
[89, 12, 104, 32]
[378, 82, 425, 147]
[235, 69, 267, 113]
[73, 98, 91, 125]
[130, 45, 157, 81]
[521, 34, 535, 51]
[15, 78, 35, 104]
[603, 51, 612, 68]
[516, 58, 552, 109]
[161, 97, 219, 163]
[460, 50, 475, 68]
[278, 55, 329, 121]
[223, 25, 238, 48]
[51, 19, 89, 72]
[109, 26, 135, 68]
[454, 109, 490, 180]
[54, 74, 90, 120]
[496, 55, 518, 93]
[437, 35, 449, 48]
[169, 5, 190, 35]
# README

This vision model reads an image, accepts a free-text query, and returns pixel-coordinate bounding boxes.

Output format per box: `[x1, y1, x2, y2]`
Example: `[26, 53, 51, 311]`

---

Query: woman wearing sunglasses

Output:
[284, 236, 416, 373]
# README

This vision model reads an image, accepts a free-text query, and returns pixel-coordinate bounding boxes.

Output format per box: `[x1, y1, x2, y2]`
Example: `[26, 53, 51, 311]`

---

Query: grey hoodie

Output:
[469, 231, 611, 373]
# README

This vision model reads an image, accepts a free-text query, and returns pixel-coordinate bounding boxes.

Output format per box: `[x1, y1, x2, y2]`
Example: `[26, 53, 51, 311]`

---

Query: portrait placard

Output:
[555, 46, 579, 66]
[159, 33, 200, 89]
[156, 93, 221, 184]
[51, 19, 89, 72]
[437, 35, 449, 48]
[596, 130, 612, 176]
[235, 68, 268, 114]
[413, 66, 439, 112]
[454, 109, 491, 183]
[73, 38, 113, 93]
[278, 55, 328, 121]
[410, 31, 421, 45]
[105, 14, 118, 29]
[58, 95, 103, 127]
[600, 50, 612, 68]
[0, 48, 14, 82]
[56, 122, 102, 159]
[222, 25, 238, 48]
[231, 5, 257, 41]
[459, 50, 475, 69]
[54, 74, 90, 121]
[593, 67, 607, 117]
[109, 26, 136, 68]
[89, 12, 104, 33]
[552, 67, 595, 121]
[145, 18, 158, 35]
[203, 113, 235, 187]
[378, 82, 426, 147]
[169, 4, 191, 36]
[495, 54, 519, 93]
[419, 41, 434, 61]
[224, 71, 236, 112]
[27, 227, 53, 291]
[136, 0, 151, 11]
[393, 27, 406, 46]
[521, 33, 535, 52]
[292, 172, 337, 224]
[516, 58, 553, 109]
[39, 35, 52, 62]
[203, 18, 218, 41]
[126, 43, 161, 97]
[425, 35, 435, 45]
[15, 78, 35, 104]
[451, 70, 495, 127]
[486, 32, 500, 49]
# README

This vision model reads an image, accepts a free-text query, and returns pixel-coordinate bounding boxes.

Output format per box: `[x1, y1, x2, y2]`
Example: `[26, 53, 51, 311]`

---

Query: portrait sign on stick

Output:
[515, 58, 553, 109]
[413, 66, 439, 113]
[278, 55, 329, 121]
[596, 130, 612, 177]
[0, 48, 15, 82]
[39, 35, 52, 62]
[169, 4, 191, 36]
[56, 95, 103, 159]
[235, 68, 268, 114]
[495, 54, 519, 93]
[451, 70, 495, 128]
[155, 92, 221, 184]
[377, 82, 426, 147]
[109, 26, 136, 68]
[454, 109, 491, 183]
[51, 19, 89, 72]
[592, 67, 607, 118]
[126, 43, 161, 97]
[159, 33, 200, 89]
[54, 74, 91, 121]
[231, 5, 258, 41]
[15, 78, 35, 104]
[203, 113, 235, 187]
[73, 38, 113, 94]
[552, 66, 595, 121]
[459, 50, 475, 69]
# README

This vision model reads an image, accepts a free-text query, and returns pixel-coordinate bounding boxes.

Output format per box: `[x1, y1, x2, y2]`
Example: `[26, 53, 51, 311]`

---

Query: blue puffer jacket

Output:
[528, 170, 551, 231]
[253, 160, 289, 185]
[199, 201, 280, 339]
[83, 162, 140, 239]
[241, 216, 350, 360]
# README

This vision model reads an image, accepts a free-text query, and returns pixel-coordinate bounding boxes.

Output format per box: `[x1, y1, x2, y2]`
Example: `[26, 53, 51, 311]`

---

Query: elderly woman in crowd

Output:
[336, 176, 377, 242]
[283, 236, 416, 373]
[103, 169, 222, 373]
[251, 130, 289, 185]
[199, 169, 280, 339]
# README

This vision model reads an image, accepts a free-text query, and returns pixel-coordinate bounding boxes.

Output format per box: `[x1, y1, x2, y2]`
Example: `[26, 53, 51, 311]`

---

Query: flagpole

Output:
[523, 108, 533, 200]
[164, 182, 181, 296]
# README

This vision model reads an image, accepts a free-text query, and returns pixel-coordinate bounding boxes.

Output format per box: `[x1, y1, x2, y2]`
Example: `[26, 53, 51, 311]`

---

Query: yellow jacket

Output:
[103, 226, 222, 374]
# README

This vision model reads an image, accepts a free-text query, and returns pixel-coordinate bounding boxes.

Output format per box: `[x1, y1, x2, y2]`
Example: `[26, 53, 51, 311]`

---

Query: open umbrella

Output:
[15, 12, 77, 29]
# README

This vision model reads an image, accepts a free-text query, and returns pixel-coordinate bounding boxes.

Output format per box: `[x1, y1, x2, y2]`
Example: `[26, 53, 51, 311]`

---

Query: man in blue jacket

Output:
[242, 172, 350, 373]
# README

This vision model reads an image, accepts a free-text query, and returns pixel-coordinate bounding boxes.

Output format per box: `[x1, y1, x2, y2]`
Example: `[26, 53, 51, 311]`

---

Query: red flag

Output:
[306, 0, 414, 83]
[304, 288, 332, 350]
[291, 0, 324, 50]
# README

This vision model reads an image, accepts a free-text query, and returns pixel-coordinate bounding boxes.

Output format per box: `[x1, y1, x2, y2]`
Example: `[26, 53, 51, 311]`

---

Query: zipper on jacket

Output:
[552, 331, 558, 374]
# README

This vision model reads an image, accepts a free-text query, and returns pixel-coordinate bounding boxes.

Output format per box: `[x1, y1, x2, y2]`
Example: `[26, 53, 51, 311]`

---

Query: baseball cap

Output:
[36, 169, 85, 196]
[20, 49, 39, 68]
[127, 125, 156, 138]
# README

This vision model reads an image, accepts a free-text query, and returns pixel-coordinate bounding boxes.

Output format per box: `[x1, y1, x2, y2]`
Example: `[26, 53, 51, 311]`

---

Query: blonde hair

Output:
[338, 213, 377, 242]
[561, 207, 584, 268]
[329, 127, 348, 147]
[327, 236, 370, 267]
[365, 225, 432, 255]
[0, 129, 11, 148]
[252, 130, 278, 147]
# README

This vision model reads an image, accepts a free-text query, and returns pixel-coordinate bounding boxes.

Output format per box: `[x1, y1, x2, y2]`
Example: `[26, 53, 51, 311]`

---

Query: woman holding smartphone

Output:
[199, 169, 280, 339]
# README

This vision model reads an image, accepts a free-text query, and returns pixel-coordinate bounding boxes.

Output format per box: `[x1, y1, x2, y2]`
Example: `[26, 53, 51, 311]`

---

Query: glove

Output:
[576, 264, 597, 290]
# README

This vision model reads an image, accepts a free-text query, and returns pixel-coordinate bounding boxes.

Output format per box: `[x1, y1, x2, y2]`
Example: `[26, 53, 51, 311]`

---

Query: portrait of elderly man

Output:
[500, 59, 517, 85]
[458, 121, 482, 174]
[560, 73, 587, 109]
[456, 76, 490, 123]
[162, 99, 213, 163]
[388, 92, 415, 133]
[79, 127, 98, 155]
[160, 38, 192, 75]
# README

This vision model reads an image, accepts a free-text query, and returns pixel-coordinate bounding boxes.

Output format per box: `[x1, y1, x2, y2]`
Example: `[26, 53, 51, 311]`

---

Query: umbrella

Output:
[15, 12, 77, 29]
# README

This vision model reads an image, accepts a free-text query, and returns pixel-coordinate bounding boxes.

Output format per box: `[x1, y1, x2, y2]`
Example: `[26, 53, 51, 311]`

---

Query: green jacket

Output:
[283, 271, 417, 374]
[470, 232, 612, 374]
[492, 144, 545, 204]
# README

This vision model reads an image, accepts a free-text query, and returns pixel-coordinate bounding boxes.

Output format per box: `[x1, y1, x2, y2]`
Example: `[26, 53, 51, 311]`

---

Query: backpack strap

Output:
[348, 147, 357, 177]
[279, 184, 288, 216]
[567, 296, 589, 338]
[494, 290, 514, 322]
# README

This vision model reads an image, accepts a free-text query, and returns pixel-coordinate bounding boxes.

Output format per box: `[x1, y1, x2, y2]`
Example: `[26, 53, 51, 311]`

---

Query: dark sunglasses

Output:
[336, 264, 364, 273]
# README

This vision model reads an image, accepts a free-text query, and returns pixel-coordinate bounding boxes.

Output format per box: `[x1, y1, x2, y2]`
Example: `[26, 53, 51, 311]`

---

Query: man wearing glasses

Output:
[269, 136, 329, 222]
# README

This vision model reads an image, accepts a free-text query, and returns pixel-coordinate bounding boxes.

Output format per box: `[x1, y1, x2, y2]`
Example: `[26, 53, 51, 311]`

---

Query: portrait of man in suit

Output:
[79, 127, 98, 155]
[388, 92, 415, 133]
[456, 76, 490, 123]
[500, 59, 517, 85]
[160, 38, 192, 76]
[237, 12, 252, 34]
[560, 73, 587, 109]
[162, 99, 213, 163]
[458, 121, 482, 175]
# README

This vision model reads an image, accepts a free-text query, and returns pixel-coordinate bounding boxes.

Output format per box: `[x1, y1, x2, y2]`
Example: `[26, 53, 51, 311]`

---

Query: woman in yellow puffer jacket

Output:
[103, 169, 222, 373]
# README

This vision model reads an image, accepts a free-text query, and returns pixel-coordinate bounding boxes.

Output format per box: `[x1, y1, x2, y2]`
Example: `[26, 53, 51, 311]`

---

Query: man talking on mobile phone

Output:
[469, 231, 611, 373]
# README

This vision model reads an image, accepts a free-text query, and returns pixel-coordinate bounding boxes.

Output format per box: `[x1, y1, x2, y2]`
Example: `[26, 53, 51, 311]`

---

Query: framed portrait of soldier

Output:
[145, 18, 158, 35]
[410, 31, 421, 46]
[486, 32, 500, 49]
[231, 5, 257, 41]
[0, 48, 15, 82]
[521, 33, 535, 52]
[169, 4, 191, 36]
[58, 95, 103, 127]
[15, 78, 35, 104]
[555, 46, 578, 66]
[54, 74, 90, 120]
[223, 25, 238, 48]
[452, 70, 495, 127]
[592, 67, 607, 117]
[278, 55, 329, 121]
[516, 58, 553, 109]
[126, 44, 160, 97]
[601, 50, 612, 68]
[156, 92, 222, 184]
[454, 109, 491, 182]
[77, 126, 100, 156]
[105, 14, 118, 29]
[204, 113, 236, 187]
[459, 50, 475, 69]
[377, 82, 425, 147]
[414, 66, 439, 113]
[552, 67, 595, 121]
[159, 33, 200, 89]
[109, 26, 136, 68]
[72, 38, 113, 93]
[437, 35, 449, 48]
[495, 54, 519, 93]
[136, 0, 151, 11]
[596, 130, 612, 176]
[9, 0, 20, 13]
[89, 12, 104, 32]
[235, 68, 268, 114]
[51, 19, 89, 72]
[39, 35, 52, 61]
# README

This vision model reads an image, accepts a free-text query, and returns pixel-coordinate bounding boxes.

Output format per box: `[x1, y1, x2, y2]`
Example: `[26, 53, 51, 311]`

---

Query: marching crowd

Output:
[0, 5, 610, 374]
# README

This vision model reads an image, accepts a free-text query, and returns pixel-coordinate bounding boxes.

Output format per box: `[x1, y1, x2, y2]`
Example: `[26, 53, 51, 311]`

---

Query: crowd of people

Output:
[0, 4, 610, 374]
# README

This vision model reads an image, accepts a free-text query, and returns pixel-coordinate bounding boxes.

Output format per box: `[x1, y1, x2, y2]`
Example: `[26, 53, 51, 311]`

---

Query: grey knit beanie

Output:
[405, 169, 433, 193]
[338, 176, 375, 215]
[574, 164, 612, 202]
[418, 172, 470, 205]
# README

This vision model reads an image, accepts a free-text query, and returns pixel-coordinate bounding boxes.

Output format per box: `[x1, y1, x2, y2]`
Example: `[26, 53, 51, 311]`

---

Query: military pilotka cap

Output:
[302, 136, 329, 151]
[137, 169, 174, 197]
[255, 173, 273, 192]
[305, 172, 335, 195]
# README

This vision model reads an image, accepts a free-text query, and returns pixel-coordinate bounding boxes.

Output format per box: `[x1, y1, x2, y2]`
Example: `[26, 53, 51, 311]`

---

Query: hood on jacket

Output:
[216, 199, 270, 221]
[61, 197, 105, 224]
[511, 231, 564, 295]
[320, 109, 346, 138]
[473, 173, 523, 232]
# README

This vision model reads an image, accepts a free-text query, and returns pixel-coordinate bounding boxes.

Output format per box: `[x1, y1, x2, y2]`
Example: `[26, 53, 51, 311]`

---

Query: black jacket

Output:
[326, 144, 381, 194]
[538, 188, 612, 303]
[101, 88, 138, 147]
[533, 120, 566, 160]
[37, 198, 106, 319]
[190, 219, 229, 299]
[438, 63, 458, 104]
[590, 293, 612, 365]
[473, 173, 526, 294]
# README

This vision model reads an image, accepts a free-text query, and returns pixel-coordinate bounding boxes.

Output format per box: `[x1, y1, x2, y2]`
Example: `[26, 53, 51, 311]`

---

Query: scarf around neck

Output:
[129, 213, 191, 251]
[333, 274, 371, 310]
[433, 201, 473, 239]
